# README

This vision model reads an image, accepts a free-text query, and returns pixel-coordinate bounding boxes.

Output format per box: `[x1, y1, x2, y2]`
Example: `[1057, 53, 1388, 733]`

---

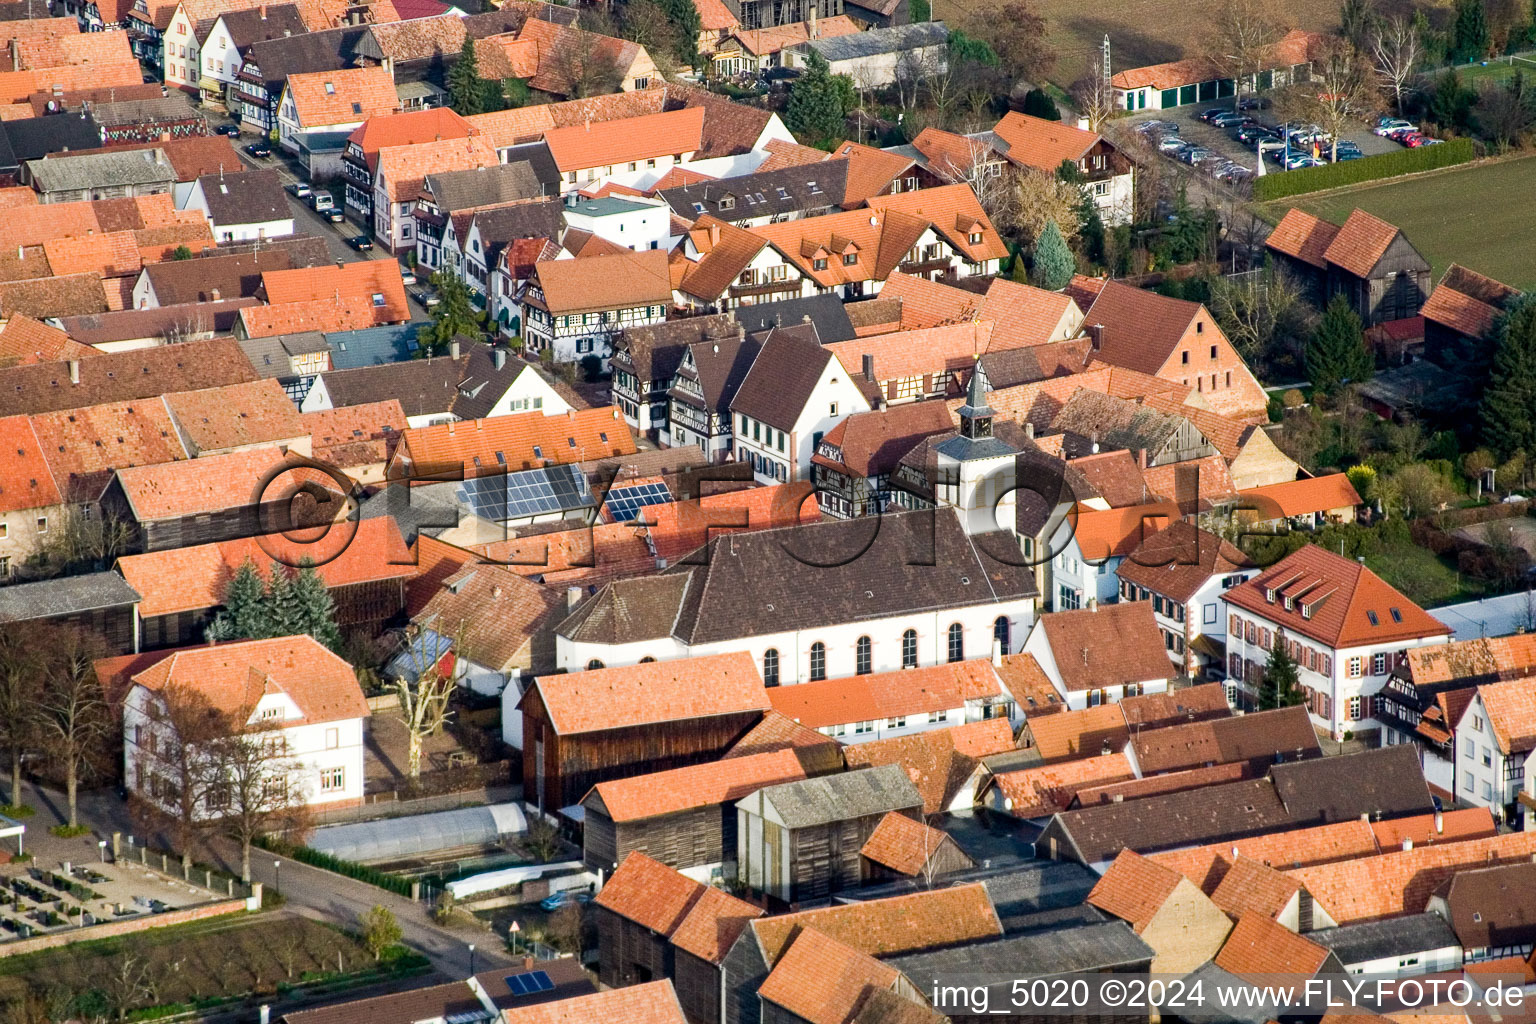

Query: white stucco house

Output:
[1223, 545, 1452, 738]
[182, 169, 294, 242]
[122, 635, 369, 817]
[1020, 601, 1175, 709]
[1452, 680, 1536, 824]
[1048, 501, 1182, 612]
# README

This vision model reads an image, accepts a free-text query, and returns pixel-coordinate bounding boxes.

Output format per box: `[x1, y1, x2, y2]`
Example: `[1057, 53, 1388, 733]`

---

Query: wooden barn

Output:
[0, 572, 141, 656]
[735, 764, 923, 904]
[1265, 208, 1431, 327]
[518, 653, 772, 813]
[581, 748, 813, 878]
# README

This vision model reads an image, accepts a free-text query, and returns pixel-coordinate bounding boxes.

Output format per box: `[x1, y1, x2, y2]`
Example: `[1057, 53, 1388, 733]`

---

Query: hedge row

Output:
[1253, 138, 1477, 201]
[255, 837, 412, 897]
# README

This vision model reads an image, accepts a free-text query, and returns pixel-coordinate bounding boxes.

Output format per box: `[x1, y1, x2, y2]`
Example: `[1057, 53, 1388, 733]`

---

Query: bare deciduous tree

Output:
[133, 683, 229, 872]
[1208, 266, 1310, 364]
[1208, 0, 1283, 103]
[37, 625, 110, 828]
[1071, 51, 1117, 133]
[1276, 36, 1375, 162]
[549, 27, 626, 99]
[1012, 170, 1082, 248]
[392, 625, 460, 779]
[207, 719, 312, 883]
[1370, 14, 1422, 115]
[0, 630, 40, 808]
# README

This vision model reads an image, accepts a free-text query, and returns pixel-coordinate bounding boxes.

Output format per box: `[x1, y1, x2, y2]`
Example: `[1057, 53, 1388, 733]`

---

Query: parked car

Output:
[311, 192, 334, 212]
[326, 209, 345, 223]
[1282, 151, 1322, 170]
[539, 890, 592, 912]
[346, 234, 372, 251]
[1334, 141, 1363, 158]
[400, 266, 417, 285]
[1178, 145, 1213, 164]
[1196, 108, 1229, 123]
[213, 123, 239, 137]
[1402, 132, 1430, 148]
[1233, 124, 1276, 144]
[1237, 95, 1272, 110]
[1374, 117, 1416, 135]
[1158, 136, 1189, 155]
[1211, 112, 1251, 128]
[413, 287, 440, 308]
[286, 182, 312, 199]
[244, 141, 271, 158]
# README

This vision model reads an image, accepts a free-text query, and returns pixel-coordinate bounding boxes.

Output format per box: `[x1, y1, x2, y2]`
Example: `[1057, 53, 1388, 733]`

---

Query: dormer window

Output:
[813, 258, 827, 270]
[1264, 587, 1275, 603]
[372, 293, 385, 306]
[842, 253, 856, 265]
[352, 102, 362, 114]
[719, 196, 734, 210]
[968, 231, 982, 244]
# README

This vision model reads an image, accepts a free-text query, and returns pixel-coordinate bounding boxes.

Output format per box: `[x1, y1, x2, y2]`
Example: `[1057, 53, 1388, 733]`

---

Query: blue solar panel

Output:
[457, 466, 593, 523]
[504, 971, 554, 997]
[603, 481, 672, 522]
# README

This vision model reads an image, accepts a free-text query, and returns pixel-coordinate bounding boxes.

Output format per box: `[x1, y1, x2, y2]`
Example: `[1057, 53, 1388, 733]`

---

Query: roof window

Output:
[324, 81, 335, 94]
[1390, 607, 1402, 623]
[372, 293, 386, 306]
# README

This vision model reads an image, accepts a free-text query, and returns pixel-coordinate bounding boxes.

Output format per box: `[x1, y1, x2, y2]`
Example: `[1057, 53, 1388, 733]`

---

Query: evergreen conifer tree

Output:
[1306, 294, 1374, 394]
[785, 51, 848, 142]
[1260, 632, 1303, 710]
[1030, 219, 1075, 291]
[289, 559, 344, 652]
[447, 38, 485, 115]
[1481, 295, 1536, 458]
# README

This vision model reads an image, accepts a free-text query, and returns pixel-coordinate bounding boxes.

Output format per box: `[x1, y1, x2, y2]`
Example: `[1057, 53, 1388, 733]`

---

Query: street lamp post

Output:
[468, 943, 476, 976]
[97, 840, 106, 864]
[273, 859, 281, 896]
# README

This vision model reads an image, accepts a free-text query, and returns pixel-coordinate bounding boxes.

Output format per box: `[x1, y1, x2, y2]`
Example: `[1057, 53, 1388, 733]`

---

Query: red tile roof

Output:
[1474, 677, 1536, 755]
[502, 980, 687, 1024]
[637, 481, 819, 563]
[858, 811, 962, 876]
[129, 634, 368, 725]
[841, 719, 1016, 814]
[766, 660, 1004, 729]
[542, 106, 704, 172]
[991, 112, 1102, 173]
[413, 563, 563, 670]
[1037, 601, 1175, 692]
[32, 398, 189, 500]
[526, 651, 769, 736]
[592, 851, 703, 935]
[1128, 704, 1319, 776]
[1368, 807, 1496, 849]
[1087, 849, 1187, 931]
[586, 748, 807, 822]
[0, 315, 97, 366]
[1240, 473, 1360, 519]
[285, 65, 399, 129]
[162, 378, 307, 454]
[261, 259, 410, 325]
[345, 107, 472, 172]
[757, 927, 899, 1024]
[829, 141, 913, 205]
[864, 184, 1009, 265]
[1072, 761, 1252, 808]
[1150, 819, 1379, 893]
[1025, 703, 1128, 762]
[114, 446, 341, 522]
[1223, 544, 1450, 649]
[1067, 499, 1182, 559]
[1265, 208, 1341, 270]
[731, 16, 858, 56]
[392, 406, 635, 478]
[874, 272, 982, 330]
[116, 515, 413, 618]
[823, 322, 1000, 390]
[0, 414, 60, 513]
[669, 885, 763, 965]
[1210, 855, 1302, 920]
[301, 399, 406, 471]
[750, 884, 1001, 964]
[991, 752, 1136, 818]
[529, 249, 672, 316]
[1215, 913, 1332, 976]
[1323, 209, 1403, 278]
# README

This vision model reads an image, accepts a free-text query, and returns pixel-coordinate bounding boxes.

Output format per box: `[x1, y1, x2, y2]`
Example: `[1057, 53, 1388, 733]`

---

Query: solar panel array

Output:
[457, 466, 592, 522]
[603, 481, 673, 522]
[504, 971, 555, 997]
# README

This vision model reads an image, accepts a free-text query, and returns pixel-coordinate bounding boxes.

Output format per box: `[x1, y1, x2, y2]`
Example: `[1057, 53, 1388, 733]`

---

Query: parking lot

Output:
[1131, 101, 1407, 190]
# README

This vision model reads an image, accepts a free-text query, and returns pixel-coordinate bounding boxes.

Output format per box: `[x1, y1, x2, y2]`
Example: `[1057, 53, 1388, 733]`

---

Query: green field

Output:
[1451, 53, 1536, 85]
[1263, 155, 1536, 290]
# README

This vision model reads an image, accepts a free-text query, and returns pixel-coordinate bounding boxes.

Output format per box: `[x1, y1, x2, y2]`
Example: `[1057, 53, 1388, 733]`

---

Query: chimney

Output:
[809, 6, 818, 38]
[991, 636, 1002, 666]
[566, 586, 582, 612]
[491, 585, 502, 598]
[1136, 448, 1147, 470]
[708, 222, 720, 247]
[1024, 421, 1035, 440]
[522, 955, 535, 971]
[210, 287, 220, 301]
[1100, 739, 1111, 756]
[861, 353, 874, 383]
[492, 348, 507, 370]
[1435, 809, 1444, 834]
[1087, 598, 1098, 612]
[1402, 837, 1413, 852]
[1087, 323, 1104, 350]
[1111, 793, 1124, 803]
[1077, 115, 1090, 131]
[258, 3, 266, 15]
[68, 359, 79, 384]
[450, 339, 461, 360]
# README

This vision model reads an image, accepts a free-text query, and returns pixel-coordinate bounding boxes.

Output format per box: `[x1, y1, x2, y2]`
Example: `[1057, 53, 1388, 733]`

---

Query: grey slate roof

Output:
[612, 313, 732, 384]
[319, 354, 469, 419]
[451, 347, 528, 421]
[27, 149, 176, 193]
[733, 293, 858, 344]
[239, 332, 329, 378]
[658, 160, 848, 224]
[58, 298, 259, 347]
[806, 20, 949, 61]
[1269, 744, 1433, 826]
[1309, 913, 1460, 966]
[888, 919, 1152, 978]
[1, 114, 98, 168]
[467, 199, 564, 264]
[244, 26, 368, 92]
[422, 159, 550, 213]
[197, 168, 289, 227]
[559, 507, 1039, 647]
[1178, 964, 1280, 1024]
[745, 764, 921, 828]
[0, 572, 141, 623]
[325, 323, 418, 368]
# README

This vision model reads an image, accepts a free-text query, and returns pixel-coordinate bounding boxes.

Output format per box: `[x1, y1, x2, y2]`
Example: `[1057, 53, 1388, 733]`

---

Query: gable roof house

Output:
[25, 148, 178, 205]
[277, 65, 401, 174]
[521, 249, 672, 368]
[1021, 601, 1177, 709]
[1452, 676, 1536, 823]
[810, 399, 956, 519]
[239, 258, 411, 339]
[516, 651, 771, 812]
[784, 21, 949, 88]
[182, 168, 293, 243]
[472, 19, 658, 101]
[991, 111, 1135, 225]
[1088, 849, 1234, 973]
[338, 105, 472, 223]
[735, 764, 923, 902]
[0, 335, 257, 418]
[122, 634, 371, 815]
[1081, 280, 1270, 424]
[1223, 543, 1452, 739]
[370, 133, 501, 255]
[659, 160, 849, 229]
[543, 105, 704, 194]
[1265, 208, 1432, 328]
[1421, 263, 1522, 367]
[1110, 28, 1321, 111]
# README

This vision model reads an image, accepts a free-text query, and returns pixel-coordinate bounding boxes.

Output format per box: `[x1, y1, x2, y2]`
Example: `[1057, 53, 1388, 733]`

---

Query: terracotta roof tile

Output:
[1150, 819, 1379, 892]
[592, 851, 704, 934]
[1266, 208, 1342, 270]
[755, 137, 833, 173]
[842, 719, 1016, 814]
[392, 406, 635, 478]
[810, 402, 956, 480]
[530, 249, 671, 315]
[1240, 473, 1360, 519]
[981, 276, 1082, 346]
[751, 883, 1001, 964]
[462, 105, 557, 149]
[261, 259, 410, 325]
[1368, 807, 1496, 849]
[1128, 705, 1320, 776]
[1038, 600, 1176, 693]
[1323, 209, 1403, 278]
[1211, 856, 1302, 920]
[758, 928, 899, 1024]
[114, 446, 340, 522]
[1224, 544, 1449, 649]
[875, 272, 983, 329]
[1288, 832, 1536, 924]
[413, 563, 563, 670]
[1140, 453, 1239, 513]
[688, 0, 739, 33]
[991, 752, 1136, 818]
[130, 634, 368, 725]
[0, 414, 60, 513]
[824, 321, 998, 389]
[767, 660, 1005, 730]
[345, 107, 472, 172]
[1474, 678, 1536, 755]
[0, 271, 108, 319]
[637, 481, 819, 563]
[1419, 282, 1494, 339]
[676, 214, 767, 301]
[994, 652, 1063, 715]
[285, 66, 399, 129]
[992, 112, 1101, 173]
[542, 106, 703, 172]
[32, 398, 188, 501]
[161, 378, 305, 455]
[829, 141, 912, 205]
[910, 126, 995, 182]
[1073, 761, 1251, 808]
[376, 134, 499, 203]
[858, 811, 961, 875]
[116, 515, 413, 618]
[731, 16, 858, 55]
[239, 295, 390, 338]
[669, 885, 763, 965]
[1087, 849, 1186, 930]
[864, 184, 1009, 265]
[527, 651, 768, 735]
[502, 979, 687, 1024]
[1025, 703, 1127, 762]
[301, 399, 406, 471]
[0, 314, 95, 366]
[725, 709, 844, 772]
[1065, 273, 1106, 313]
[1215, 913, 1332, 975]
[43, 230, 142, 280]
[465, 521, 654, 590]
[1063, 499, 1182, 560]
[587, 748, 807, 822]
